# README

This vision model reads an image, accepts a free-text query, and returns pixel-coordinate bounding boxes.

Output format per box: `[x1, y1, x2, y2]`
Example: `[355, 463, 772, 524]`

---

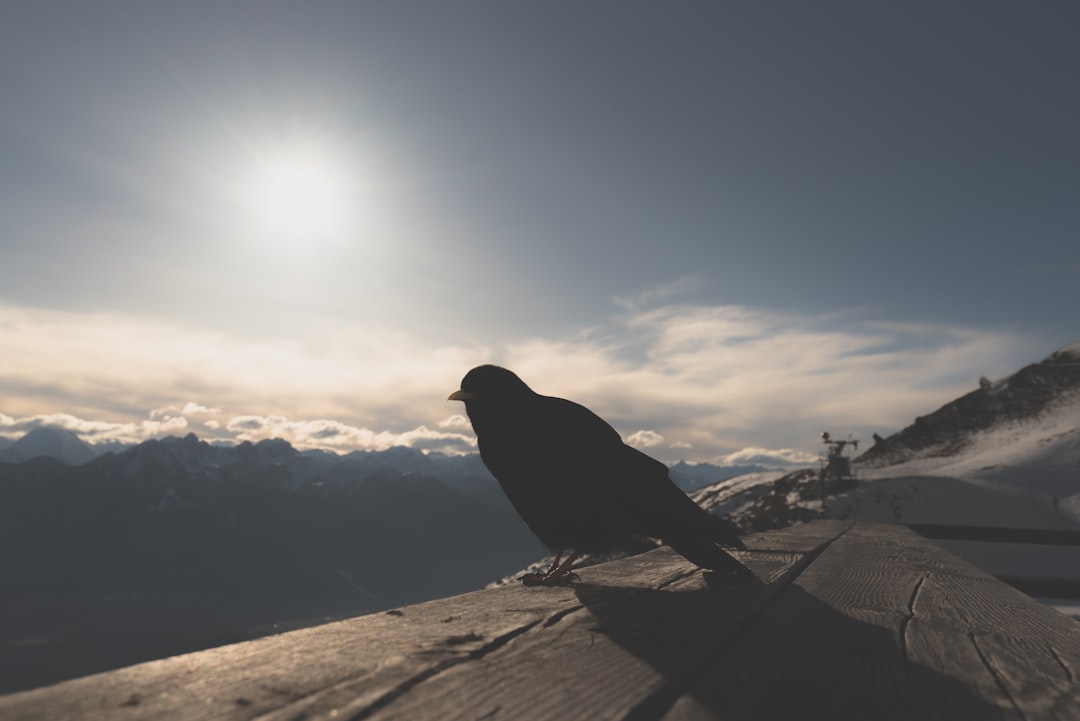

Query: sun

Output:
[243, 145, 353, 242]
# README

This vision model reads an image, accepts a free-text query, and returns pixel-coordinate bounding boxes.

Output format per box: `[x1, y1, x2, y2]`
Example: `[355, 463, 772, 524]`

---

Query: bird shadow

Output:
[572, 579, 1008, 720]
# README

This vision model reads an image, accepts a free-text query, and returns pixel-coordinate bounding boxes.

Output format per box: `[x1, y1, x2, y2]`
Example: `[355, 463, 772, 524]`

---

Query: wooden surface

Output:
[2, 521, 1078, 720]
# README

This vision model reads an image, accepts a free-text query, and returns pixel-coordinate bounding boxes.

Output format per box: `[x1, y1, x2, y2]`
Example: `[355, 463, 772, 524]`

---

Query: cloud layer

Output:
[0, 301, 1040, 463]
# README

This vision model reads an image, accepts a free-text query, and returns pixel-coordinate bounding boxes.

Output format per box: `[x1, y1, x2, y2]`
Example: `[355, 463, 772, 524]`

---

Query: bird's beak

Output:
[448, 390, 477, 401]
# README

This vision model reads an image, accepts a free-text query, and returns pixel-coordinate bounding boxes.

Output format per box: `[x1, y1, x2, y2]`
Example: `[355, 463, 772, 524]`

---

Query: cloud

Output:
[0, 408, 477, 456]
[0, 411, 189, 444]
[613, 275, 707, 311]
[625, 430, 664, 448]
[0, 301, 486, 432]
[0, 300, 1043, 462]
[715, 446, 820, 466]
[490, 306, 1038, 461]
[223, 415, 478, 455]
[438, 414, 472, 430]
[181, 402, 221, 416]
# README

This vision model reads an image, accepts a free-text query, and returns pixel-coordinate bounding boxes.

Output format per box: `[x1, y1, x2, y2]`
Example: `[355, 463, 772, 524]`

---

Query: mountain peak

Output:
[1047, 341, 1080, 364]
[1, 426, 97, 466]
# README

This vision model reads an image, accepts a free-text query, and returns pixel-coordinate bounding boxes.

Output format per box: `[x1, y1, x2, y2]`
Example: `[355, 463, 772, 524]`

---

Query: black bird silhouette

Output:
[449, 365, 752, 585]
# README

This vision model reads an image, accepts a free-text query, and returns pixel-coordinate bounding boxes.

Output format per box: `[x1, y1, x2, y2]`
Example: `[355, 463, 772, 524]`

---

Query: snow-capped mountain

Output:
[855, 341, 1080, 520]
[0, 426, 96, 465]
[858, 341, 1080, 469]
[0, 427, 768, 505]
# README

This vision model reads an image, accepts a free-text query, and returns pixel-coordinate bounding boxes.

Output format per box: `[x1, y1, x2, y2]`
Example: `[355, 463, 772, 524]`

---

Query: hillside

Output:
[856, 342, 1080, 521]
[857, 342, 1080, 467]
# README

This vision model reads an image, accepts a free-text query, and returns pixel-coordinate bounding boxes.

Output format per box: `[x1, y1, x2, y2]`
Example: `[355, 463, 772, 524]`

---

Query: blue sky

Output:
[1, 2, 1077, 463]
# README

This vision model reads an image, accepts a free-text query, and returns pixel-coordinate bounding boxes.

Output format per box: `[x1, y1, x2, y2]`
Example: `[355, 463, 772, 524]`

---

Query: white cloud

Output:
[613, 275, 707, 311]
[0, 407, 477, 455]
[181, 402, 221, 416]
[0, 300, 1045, 462]
[0, 411, 189, 444]
[222, 415, 476, 455]
[625, 430, 664, 448]
[0, 301, 485, 432]
[716, 446, 820, 466]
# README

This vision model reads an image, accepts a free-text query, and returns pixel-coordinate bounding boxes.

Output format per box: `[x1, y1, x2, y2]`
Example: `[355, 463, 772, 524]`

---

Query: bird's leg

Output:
[521, 550, 582, 587]
[520, 549, 565, 586]
[544, 550, 581, 584]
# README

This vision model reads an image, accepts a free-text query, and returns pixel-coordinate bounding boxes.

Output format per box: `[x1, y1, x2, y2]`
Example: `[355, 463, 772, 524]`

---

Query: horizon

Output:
[0, 425, 811, 469]
[4, 336, 1076, 467]
[2, 4, 1077, 465]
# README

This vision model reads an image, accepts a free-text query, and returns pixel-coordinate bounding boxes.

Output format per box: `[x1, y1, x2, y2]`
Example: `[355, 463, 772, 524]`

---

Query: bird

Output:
[448, 364, 752, 586]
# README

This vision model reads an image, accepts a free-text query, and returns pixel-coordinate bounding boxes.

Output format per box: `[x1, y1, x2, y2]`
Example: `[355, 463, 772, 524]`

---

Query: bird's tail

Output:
[665, 532, 754, 578]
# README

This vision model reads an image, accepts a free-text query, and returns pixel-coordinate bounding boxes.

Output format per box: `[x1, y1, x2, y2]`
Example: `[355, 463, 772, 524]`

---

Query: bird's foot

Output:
[519, 550, 583, 586]
[519, 569, 579, 587]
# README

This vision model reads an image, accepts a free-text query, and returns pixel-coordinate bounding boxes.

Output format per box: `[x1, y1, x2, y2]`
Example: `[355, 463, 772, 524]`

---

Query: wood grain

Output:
[665, 523, 1079, 721]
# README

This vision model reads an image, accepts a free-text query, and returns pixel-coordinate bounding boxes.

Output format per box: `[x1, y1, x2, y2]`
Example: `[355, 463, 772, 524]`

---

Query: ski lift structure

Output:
[818, 431, 859, 508]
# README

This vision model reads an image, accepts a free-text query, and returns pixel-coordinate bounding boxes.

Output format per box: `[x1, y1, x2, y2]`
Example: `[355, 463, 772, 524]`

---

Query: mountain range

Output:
[0, 434, 544, 694]
[0, 426, 769, 496]
[0, 428, 771, 694]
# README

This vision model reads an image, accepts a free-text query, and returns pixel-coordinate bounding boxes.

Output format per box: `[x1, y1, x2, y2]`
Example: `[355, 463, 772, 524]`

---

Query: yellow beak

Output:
[448, 390, 477, 401]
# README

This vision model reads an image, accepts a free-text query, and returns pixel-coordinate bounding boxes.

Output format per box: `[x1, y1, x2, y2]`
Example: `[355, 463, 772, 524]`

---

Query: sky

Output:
[1, 1, 1077, 465]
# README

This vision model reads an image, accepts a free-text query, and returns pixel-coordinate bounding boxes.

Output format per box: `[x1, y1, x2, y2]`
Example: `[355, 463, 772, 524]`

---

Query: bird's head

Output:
[448, 365, 535, 406]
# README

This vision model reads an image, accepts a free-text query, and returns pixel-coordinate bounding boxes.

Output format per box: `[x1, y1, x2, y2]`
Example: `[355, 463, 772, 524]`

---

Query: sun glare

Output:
[243, 145, 353, 243]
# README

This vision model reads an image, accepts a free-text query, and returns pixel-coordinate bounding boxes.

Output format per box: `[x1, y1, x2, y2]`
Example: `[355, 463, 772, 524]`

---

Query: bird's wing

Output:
[612, 446, 746, 550]
[527, 395, 744, 552]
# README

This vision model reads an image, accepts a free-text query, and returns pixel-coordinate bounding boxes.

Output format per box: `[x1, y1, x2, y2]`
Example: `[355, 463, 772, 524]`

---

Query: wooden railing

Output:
[1, 520, 1078, 720]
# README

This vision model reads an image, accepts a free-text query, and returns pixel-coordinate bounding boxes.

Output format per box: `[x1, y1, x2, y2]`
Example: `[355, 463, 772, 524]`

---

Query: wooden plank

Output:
[664, 523, 1080, 721]
[0, 584, 573, 721]
[350, 551, 812, 721]
[0, 522, 847, 721]
[245, 523, 839, 721]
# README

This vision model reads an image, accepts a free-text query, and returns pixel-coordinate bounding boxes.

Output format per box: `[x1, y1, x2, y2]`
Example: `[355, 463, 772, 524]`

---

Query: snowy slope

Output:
[856, 398, 1080, 523]
[698, 393, 1080, 532]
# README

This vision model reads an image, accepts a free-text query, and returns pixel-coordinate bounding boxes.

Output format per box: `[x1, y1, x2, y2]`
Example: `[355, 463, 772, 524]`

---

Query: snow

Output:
[824, 475, 1074, 528]
[691, 470, 787, 516]
[856, 391, 1080, 524]
[1049, 341, 1080, 362]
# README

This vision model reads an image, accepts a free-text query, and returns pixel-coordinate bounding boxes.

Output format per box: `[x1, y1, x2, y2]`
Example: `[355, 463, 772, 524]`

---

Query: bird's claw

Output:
[519, 570, 579, 587]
